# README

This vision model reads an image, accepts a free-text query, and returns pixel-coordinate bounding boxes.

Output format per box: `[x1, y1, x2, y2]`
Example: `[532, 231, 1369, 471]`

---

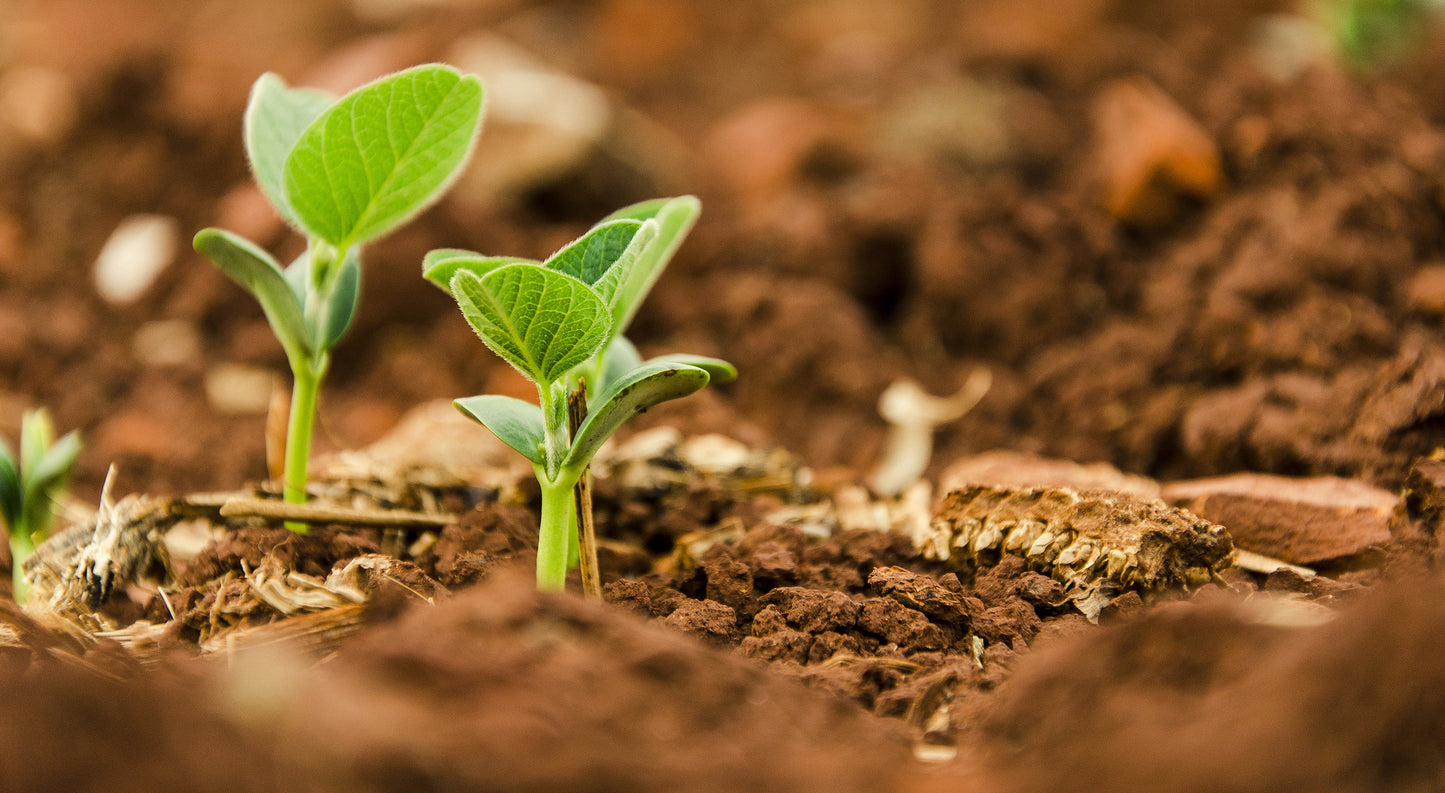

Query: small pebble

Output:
[204, 363, 275, 415]
[0, 66, 78, 144]
[133, 320, 203, 367]
[94, 214, 179, 304]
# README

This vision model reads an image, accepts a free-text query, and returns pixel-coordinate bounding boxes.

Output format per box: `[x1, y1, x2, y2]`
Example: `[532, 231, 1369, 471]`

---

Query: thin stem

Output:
[536, 475, 576, 590]
[10, 532, 33, 604]
[535, 377, 579, 590]
[282, 363, 323, 533]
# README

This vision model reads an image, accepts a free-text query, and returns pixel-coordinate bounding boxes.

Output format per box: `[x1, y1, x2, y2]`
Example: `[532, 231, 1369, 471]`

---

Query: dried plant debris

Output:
[924, 485, 1234, 596]
[597, 427, 807, 498]
[20, 471, 459, 653]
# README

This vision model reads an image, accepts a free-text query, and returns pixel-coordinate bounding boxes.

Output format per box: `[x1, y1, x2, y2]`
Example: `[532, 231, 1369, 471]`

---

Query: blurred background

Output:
[2, 0, 1445, 500]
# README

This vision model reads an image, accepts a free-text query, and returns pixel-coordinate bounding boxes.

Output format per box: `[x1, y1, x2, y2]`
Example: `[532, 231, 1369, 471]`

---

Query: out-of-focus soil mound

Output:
[970, 579, 1445, 793]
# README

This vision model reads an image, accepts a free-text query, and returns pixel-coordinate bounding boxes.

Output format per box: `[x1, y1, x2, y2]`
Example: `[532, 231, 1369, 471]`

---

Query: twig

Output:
[218, 498, 452, 529]
[569, 378, 602, 602]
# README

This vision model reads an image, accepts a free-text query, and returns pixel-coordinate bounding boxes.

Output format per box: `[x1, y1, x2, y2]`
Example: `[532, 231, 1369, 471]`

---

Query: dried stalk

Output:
[569, 379, 602, 602]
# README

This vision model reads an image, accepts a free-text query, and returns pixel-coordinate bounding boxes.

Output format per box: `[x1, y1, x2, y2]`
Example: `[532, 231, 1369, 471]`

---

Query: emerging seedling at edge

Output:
[424, 196, 736, 590]
[0, 410, 81, 603]
[195, 65, 485, 530]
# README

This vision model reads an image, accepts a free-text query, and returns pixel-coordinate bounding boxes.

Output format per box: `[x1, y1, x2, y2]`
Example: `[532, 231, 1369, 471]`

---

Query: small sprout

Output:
[426, 196, 736, 590]
[868, 369, 990, 498]
[1322, 0, 1445, 69]
[195, 65, 485, 529]
[0, 409, 82, 603]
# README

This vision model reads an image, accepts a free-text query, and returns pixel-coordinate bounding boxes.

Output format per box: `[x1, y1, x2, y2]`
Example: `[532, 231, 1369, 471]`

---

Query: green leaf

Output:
[21, 429, 79, 539]
[194, 228, 311, 364]
[451, 264, 611, 386]
[647, 353, 736, 384]
[453, 395, 547, 467]
[601, 195, 701, 332]
[422, 249, 537, 293]
[244, 73, 334, 229]
[0, 441, 19, 533]
[564, 360, 710, 472]
[283, 250, 309, 303]
[284, 64, 485, 248]
[317, 249, 362, 350]
[26, 429, 80, 495]
[18, 411, 51, 484]
[544, 220, 654, 298]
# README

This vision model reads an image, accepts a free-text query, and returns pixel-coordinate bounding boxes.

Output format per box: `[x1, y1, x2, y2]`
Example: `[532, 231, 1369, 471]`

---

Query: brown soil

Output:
[4, 0, 1445, 790]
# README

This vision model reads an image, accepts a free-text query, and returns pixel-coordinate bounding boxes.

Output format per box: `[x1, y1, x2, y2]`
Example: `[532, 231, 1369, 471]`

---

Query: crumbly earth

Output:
[3, 0, 1445, 790]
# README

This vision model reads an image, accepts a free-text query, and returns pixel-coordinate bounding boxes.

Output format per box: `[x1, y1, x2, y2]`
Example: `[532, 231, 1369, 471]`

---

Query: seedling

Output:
[194, 65, 484, 529]
[1322, 0, 1445, 68]
[424, 196, 736, 590]
[0, 410, 81, 603]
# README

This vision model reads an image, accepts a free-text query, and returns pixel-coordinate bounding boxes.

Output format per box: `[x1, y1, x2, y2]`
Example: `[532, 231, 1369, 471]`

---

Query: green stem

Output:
[534, 377, 580, 590]
[536, 475, 577, 590]
[10, 533, 33, 604]
[282, 362, 324, 533]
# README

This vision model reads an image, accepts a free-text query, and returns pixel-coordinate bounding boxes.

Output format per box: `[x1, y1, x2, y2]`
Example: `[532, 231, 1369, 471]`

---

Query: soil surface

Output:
[4, 0, 1445, 790]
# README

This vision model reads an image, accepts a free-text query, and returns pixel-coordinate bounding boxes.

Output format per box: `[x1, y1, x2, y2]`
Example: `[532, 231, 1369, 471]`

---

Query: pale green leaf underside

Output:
[451, 264, 610, 386]
[564, 360, 710, 471]
[602, 195, 700, 332]
[423, 250, 537, 292]
[646, 353, 736, 384]
[284, 64, 485, 248]
[453, 394, 546, 467]
[317, 249, 362, 350]
[244, 73, 334, 229]
[193, 228, 311, 364]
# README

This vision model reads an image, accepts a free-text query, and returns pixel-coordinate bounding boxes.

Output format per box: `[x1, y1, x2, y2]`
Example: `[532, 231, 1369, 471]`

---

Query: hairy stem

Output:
[536, 475, 577, 590]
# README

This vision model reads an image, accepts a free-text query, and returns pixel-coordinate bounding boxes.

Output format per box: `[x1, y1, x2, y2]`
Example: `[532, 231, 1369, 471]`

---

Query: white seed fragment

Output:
[94, 214, 179, 304]
[0, 66, 77, 143]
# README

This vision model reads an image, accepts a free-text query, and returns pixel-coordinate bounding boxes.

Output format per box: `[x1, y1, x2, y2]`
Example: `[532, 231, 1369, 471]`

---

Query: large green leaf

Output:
[451, 263, 610, 386]
[564, 360, 710, 472]
[601, 195, 701, 332]
[244, 73, 334, 229]
[284, 64, 485, 248]
[544, 219, 655, 299]
[453, 395, 547, 467]
[422, 249, 537, 293]
[194, 228, 311, 364]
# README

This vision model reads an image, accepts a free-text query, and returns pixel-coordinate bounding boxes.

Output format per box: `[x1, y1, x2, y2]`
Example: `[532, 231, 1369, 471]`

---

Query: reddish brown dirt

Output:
[971, 580, 1445, 793]
[4, 0, 1445, 790]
